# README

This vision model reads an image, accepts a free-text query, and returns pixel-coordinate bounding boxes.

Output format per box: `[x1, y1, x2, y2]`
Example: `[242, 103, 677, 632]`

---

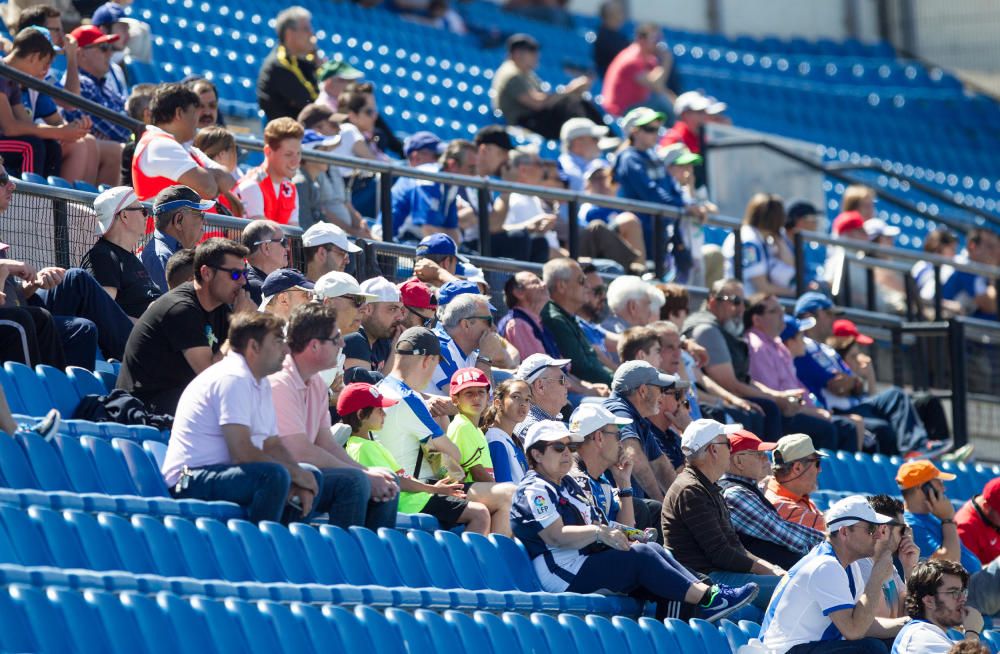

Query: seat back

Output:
[17, 432, 73, 491]
[319, 525, 376, 585]
[463, 531, 517, 590]
[348, 525, 406, 586]
[0, 504, 52, 566]
[386, 607, 437, 652]
[288, 522, 348, 585]
[206, 596, 271, 654]
[406, 529, 463, 589]
[28, 505, 89, 569]
[85, 589, 147, 654]
[256, 601, 314, 654]
[260, 522, 316, 584]
[355, 605, 409, 654]
[323, 605, 377, 651]
[10, 583, 79, 653]
[488, 534, 542, 591]
[665, 617, 705, 653]
[0, 366, 26, 415]
[133, 513, 190, 578]
[197, 517, 256, 582]
[503, 612, 546, 652]
[113, 438, 170, 497]
[378, 526, 434, 587]
[53, 435, 105, 493]
[35, 365, 82, 417]
[532, 612, 578, 651]
[142, 440, 168, 470]
[64, 510, 124, 571]
[0, 431, 41, 489]
[473, 611, 522, 653]
[82, 436, 140, 495]
[416, 608, 463, 652]
[49, 586, 116, 654]
[4, 362, 53, 417]
[229, 519, 287, 583]
[585, 615, 630, 654]
[690, 617, 734, 654]
[434, 529, 488, 589]
[98, 512, 158, 574]
[164, 515, 226, 580]
[445, 610, 496, 653]
[66, 366, 107, 399]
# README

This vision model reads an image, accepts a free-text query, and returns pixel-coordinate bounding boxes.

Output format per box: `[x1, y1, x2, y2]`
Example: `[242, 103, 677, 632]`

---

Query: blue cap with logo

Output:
[92, 2, 126, 25]
[403, 131, 445, 157]
[780, 314, 817, 342]
[794, 291, 839, 317]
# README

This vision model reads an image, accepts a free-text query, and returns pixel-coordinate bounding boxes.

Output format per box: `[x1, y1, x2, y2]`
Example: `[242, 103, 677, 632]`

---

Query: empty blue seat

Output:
[35, 365, 81, 417]
[73, 180, 100, 193]
[81, 436, 140, 495]
[0, 366, 26, 415]
[4, 362, 54, 417]
[66, 366, 107, 400]
[20, 172, 47, 185]
[0, 431, 41, 489]
[386, 607, 437, 651]
[46, 176, 73, 189]
[113, 438, 169, 497]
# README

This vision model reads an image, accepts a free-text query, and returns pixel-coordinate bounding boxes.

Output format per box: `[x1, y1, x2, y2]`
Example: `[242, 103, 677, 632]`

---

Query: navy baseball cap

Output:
[92, 2, 126, 25]
[437, 280, 496, 310]
[404, 131, 445, 157]
[261, 268, 314, 299]
[780, 314, 817, 342]
[152, 185, 215, 215]
[794, 291, 840, 317]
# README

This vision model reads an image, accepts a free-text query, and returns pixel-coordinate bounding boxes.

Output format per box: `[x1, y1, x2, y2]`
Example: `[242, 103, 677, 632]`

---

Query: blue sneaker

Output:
[699, 582, 759, 623]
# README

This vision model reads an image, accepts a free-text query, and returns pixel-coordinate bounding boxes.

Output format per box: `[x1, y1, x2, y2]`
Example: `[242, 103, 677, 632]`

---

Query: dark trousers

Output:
[786, 638, 889, 654]
[469, 230, 549, 263]
[302, 465, 398, 530]
[703, 404, 767, 441]
[835, 387, 927, 455]
[32, 268, 134, 361]
[515, 95, 606, 141]
[0, 136, 61, 177]
[174, 462, 292, 524]
[716, 397, 854, 451]
[0, 305, 67, 368]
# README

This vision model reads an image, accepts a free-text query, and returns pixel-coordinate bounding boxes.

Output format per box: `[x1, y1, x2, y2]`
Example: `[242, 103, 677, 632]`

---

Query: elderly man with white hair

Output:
[424, 292, 504, 396]
[603, 275, 665, 334]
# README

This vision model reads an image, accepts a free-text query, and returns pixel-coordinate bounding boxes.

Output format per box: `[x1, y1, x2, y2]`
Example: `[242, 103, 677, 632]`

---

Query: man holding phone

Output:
[899, 461, 1000, 617]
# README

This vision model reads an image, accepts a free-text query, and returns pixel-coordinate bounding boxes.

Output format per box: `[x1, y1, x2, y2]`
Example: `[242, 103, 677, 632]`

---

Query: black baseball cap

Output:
[395, 327, 441, 356]
[152, 185, 215, 216]
[475, 125, 514, 151]
[786, 200, 819, 229]
[506, 33, 540, 53]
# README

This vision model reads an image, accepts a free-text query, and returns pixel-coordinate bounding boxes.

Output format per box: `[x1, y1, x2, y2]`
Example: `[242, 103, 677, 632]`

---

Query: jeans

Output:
[785, 638, 888, 654]
[32, 268, 134, 361]
[969, 558, 1000, 617]
[707, 569, 782, 611]
[173, 462, 291, 523]
[301, 464, 398, 530]
[52, 316, 98, 371]
[835, 387, 927, 455]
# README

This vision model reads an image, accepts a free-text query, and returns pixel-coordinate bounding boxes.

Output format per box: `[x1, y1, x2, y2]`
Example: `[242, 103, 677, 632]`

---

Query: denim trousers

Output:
[174, 462, 291, 523]
[301, 464, 398, 530]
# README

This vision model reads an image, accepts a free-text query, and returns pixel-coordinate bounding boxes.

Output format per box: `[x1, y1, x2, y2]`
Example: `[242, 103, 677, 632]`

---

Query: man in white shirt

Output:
[759, 495, 908, 654]
[892, 559, 984, 654]
[236, 117, 302, 226]
[162, 312, 319, 523]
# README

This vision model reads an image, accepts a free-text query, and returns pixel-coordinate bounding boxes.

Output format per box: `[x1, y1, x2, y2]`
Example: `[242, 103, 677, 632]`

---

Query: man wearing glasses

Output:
[858, 495, 921, 622]
[892, 560, 984, 653]
[425, 286, 505, 397]
[759, 495, 907, 653]
[118, 238, 250, 414]
[766, 433, 828, 531]
[241, 219, 288, 305]
[70, 25, 130, 144]
[141, 185, 214, 292]
[398, 279, 438, 330]
[83, 186, 161, 319]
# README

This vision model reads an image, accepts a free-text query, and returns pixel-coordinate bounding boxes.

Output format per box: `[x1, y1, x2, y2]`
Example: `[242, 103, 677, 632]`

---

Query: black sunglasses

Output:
[122, 205, 149, 217]
[547, 442, 578, 454]
[638, 124, 660, 133]
[209, 265, 247, 281]
[0, 171, 11, 186]
[716, 294, 745, 305]
[469, 315, 494, 326]
[341, 294, 367, 308]
[406, 305, 437, 327]
[253, 237, 288, 248]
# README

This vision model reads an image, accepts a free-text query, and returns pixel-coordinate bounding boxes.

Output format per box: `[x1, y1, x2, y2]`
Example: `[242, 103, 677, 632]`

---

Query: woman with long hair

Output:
[481, 377, 532, 484]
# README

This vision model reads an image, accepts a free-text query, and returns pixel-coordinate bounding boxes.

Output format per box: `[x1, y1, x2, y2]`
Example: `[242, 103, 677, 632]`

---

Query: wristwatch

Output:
[476, 355, 493, 364]
[618, 487, 634, 498]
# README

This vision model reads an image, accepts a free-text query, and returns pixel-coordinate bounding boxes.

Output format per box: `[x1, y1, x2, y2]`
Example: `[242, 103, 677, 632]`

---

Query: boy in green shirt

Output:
[338, 382, 490, 533]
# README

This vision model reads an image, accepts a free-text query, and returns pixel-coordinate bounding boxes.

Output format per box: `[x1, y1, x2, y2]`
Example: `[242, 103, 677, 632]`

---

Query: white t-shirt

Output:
[332, 123, 365, 178]
[507, 192, 559, 250]
[890, 620, 953, 654]
[759, 542, 864, 653]
[236, 174, 300, 226]
[161, 353, 277, 486]
[374, 374, 444, 477]
[723, 225, 795, 295]
[137, 125, 226, 184]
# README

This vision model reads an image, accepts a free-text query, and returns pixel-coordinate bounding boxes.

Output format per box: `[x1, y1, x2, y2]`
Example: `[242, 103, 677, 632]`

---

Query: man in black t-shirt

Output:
[82, 186, 162, 319]
[117, 238, 250, 414]
[342, 276, 404, 382]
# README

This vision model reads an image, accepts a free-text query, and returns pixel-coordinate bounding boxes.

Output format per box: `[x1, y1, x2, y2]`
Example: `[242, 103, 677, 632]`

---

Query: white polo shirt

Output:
[162, 352, 277, 486]
[891, 620, 953, 654]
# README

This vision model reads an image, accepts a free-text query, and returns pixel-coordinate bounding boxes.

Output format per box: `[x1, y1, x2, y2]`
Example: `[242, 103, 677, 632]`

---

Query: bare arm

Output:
[177, 167, 220, 199]
[421, 223, 463, 244]
[182, 346, 220, 375]
[650, 454, 677, 489]
[828, 554, 895, 640]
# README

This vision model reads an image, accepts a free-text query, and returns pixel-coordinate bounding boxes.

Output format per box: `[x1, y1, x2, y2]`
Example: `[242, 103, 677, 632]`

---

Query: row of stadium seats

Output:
[1, 362, 117, 420]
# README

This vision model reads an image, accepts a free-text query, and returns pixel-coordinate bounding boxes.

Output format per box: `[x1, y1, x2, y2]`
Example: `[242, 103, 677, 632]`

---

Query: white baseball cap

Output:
[313, 271, 377, 300]
[569, 404, 632, 437]
[301, 222, 362, 252]
[360, 276, 401, 303]
[93, 186, 138, 235]
[863, 218, 901, 241]
[523, 420, 582, 451]
[681, 419, 743, 455]
[515, 353, 572, 383]
[824, 495, 894, 533]
[559, 117, 609, 149]
[673, 91, 713, 116]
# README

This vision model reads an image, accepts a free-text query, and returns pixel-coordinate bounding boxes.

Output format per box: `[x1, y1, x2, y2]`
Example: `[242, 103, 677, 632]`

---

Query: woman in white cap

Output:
[510, 419, 759, 622]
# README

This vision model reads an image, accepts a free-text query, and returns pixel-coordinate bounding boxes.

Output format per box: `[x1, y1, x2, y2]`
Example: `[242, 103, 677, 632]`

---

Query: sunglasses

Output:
[91, 43, 113, 52]
[547, 441, 578, 454]
[711, 439, 733, 451]
[539, 374, 567, 386]
[342, 294, 367, 308]
[253, 237, 288, 248]
[469, 315, 494, 326]
[122, 205, 149, 217]
[406, 305, 437, 327]
[638, 124, 660, 133]
[716, 295, 745, 305]
[0, 171, 11, 186]
[209, 265, 247, 281]
[858, 522, 880, 536]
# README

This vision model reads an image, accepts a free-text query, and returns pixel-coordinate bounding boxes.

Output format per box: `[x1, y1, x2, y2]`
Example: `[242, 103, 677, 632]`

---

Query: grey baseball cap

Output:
[394, 327, 441, 356]
[611, 360, 691, 395]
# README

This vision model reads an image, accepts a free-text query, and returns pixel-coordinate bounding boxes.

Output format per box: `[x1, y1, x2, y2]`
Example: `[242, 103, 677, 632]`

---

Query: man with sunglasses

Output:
[759, 495, 906, 653]
[858, 495, 921, 622]
[342, 277, 405, 380]
[766, 434, 828, 531]
[398, 279, 438, 330]
[82, 186, 161, 319]
[141, 185, 215, 292]
[241, 219, 288, 306]
[425, 287, 505, 396]
[71, 25, 130, 144]
[892, 560, 984, 653]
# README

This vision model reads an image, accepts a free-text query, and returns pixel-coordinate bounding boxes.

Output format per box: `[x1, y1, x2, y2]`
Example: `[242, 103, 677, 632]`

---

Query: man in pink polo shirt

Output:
[268, 302, 400, 529]
[601, 23, 676, 118]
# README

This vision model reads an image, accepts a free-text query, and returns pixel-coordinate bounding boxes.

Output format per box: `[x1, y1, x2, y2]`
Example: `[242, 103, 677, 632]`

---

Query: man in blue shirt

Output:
[141, 185, 214, 292]
[390, 132, 463, 244]
[70, 25, 130, 143]
[939, 228, 999, 321]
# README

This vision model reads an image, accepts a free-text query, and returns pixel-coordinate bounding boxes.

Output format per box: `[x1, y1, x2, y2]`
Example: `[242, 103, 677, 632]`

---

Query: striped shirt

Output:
[766, 477, 827, 531]
[719, 475, 825, 555]
[423, 326, 478, 396]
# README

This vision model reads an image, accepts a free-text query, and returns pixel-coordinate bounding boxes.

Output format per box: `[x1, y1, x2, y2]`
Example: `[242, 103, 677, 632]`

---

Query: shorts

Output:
[420, 494, 469, 530]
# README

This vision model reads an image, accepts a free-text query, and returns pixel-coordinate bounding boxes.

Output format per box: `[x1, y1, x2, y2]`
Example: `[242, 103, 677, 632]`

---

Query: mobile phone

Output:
[921, 481, 937, 502]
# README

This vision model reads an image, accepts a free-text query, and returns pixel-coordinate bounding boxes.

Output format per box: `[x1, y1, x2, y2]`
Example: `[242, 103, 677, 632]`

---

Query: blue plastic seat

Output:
[81, 436, 140, 495]
[386, 607, 437, 651]
[18, 432, 74, 491]
[4, 362, 54, 417]
[46, 176, 73, 189]
[28, 505, 91, 569]
[35, 365, 82, 417]
[119, 592, 184, 654]
[66, 366, 108, 400]
[690, 617, 734, 654]
[10, 584, 82, 653]
[49, 586, 119, 654]
[84, 589, 148, 654]
[0, 366, 26, 414]
[323, 604, 380, 651]
[73, 180, 100, 193]
[112, 438, 170, 497]
[0, 585, 42, 652]
[64, 510, 125, 571]
[638, 615, 678, 649]
[355, 605, 409, 654]
[197, 517, 257, 582]
[0, 431, 41, 489]
[20, 172, 47, 185]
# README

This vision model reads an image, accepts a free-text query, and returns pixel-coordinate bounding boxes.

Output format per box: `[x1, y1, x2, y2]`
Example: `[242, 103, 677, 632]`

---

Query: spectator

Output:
[579, 162, 646, 267]
[758, 495, 905, 653]
[661, 418, 785, 611]
[81, 185, 161, 319]
[232, 117, 302, 225]
[132, 83, 239, 205]
[557, 117, 609, 191]
[424, 291, 503, 396]
[510, 419, 759, 620]
[301, 222, 359, 282]
[940, 227, 1000, 321]
[391, 133, 463, 243]
[861, 494, 921, 620]
[411, 230, 464, 289]
[823, 210, 876, 309]
[912, 228, 959, 310]
[603, 360, 684, 502]
[299, 114, 370, 236]
[893, 560, 984, 653]
[499, 149, 563, 257]
[164, 247, 195, 290]
[162, 311, 320, 523]
[258, 269, 313, 318]
[604, 275, 664, 334]
[90, 2, 130, 91]
[140, 184, 213, 293]
[0, 27, 87, 177]
[541, 257, 614, 386]
[71, 25, 130, 147]
[294, 129, 339, 231]
[256, 6, 318, 123]
[576, 264, 620, 370]
[490, 33, 602, 141]
[592, 0, 629, 76]
[719, 429, 824, 570]
[602, 23, 676, 118]
[118, 238, 251, 415]
[398, 278, 437, 330]
[723, 192, 797, 297]
[342, 381, 490, 533]
[342, 276, 403, 375]
[191, 125, 240, 181]
[374, 326, 465, 481]
[316, 59, 363, 112]
[766, 433, 827, 531]
[512, 352, 571, 437]
[955, 478, 1000, 567]
[498, 271, 560, 360]
[481, 377, 531, 484]
[659, 91, 717, 155]
[14, 6, 80, 103]
[269, 303, 400, 530]
[898, 461, 1000, 617]
[784, 200, 822, 288]
[329, 82, 391, 218]
[186, 77, 222, 129]
[313, 270, 375, 336]
[241, 219, 288, 306]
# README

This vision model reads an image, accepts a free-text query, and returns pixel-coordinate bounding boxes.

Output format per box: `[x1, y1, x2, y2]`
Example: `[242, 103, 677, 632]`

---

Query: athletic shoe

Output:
[903, 439, 953, 461]
[699, 582, 759, 623]
[940, 444, 975, 464]
[30, 409, 60, 441]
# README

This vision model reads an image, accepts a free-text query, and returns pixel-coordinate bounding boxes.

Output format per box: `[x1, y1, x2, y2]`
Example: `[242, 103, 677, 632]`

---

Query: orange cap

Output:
[895, 460, 957, 490]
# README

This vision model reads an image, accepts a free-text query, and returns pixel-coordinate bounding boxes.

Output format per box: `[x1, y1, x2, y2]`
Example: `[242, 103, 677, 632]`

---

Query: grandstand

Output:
[1, 0, 1000, 651]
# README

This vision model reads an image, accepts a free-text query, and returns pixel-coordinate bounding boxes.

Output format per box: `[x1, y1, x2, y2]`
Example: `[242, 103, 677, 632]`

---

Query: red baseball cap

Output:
[450, 367, 491, 395]
[832, 319, 873, 345]
[336, 383, 398, 416]
[832, 211, 865, 236]
[728, 429, 777, 454]
[398, 279, 437, 310]
[982, 478, 1000, 513]
[70, 25, 121, 49]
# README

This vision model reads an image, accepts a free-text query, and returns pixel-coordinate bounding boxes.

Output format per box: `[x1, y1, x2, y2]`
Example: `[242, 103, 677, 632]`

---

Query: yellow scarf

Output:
[276, 45, 317, 100]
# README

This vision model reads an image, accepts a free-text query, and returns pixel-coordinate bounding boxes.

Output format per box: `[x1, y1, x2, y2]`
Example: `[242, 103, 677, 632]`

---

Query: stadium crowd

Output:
[0, 1, 997, 652]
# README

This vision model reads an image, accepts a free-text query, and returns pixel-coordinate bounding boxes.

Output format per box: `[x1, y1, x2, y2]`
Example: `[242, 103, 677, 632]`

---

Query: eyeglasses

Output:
[710, 439, 732, 451]
[183, 209, 206, 220]
[406, 305, 437, 327]
[547, 441, 578, 454]
[589, 284, 607, 296]
[469, 315, 494, 326]
[599, 429, 621, 440]
[92, 43, 113, 52]
[855, 522, 880, 536]
[318, 332, 344, 345]
[253, 237, 288, 248]
[122, 205, 149, 217]
[208, 265, 247, 281]
[361, 107, 377, 116]
[937, 588, 969, 600]
[716, 295, 745, 305]
[672, 391, 686, 401]
[804, 457, 823, 469]
[538, 374, 567, 386]
[342, 294, 367, 308]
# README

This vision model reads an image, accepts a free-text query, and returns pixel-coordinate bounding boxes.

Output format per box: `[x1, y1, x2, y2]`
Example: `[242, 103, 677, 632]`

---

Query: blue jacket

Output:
[612, 146, 684, 223]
